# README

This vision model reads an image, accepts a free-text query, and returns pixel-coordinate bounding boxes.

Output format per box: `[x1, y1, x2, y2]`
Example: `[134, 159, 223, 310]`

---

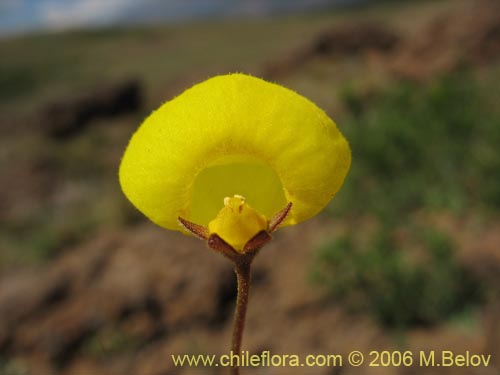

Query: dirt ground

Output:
[1, 214, 499, 374]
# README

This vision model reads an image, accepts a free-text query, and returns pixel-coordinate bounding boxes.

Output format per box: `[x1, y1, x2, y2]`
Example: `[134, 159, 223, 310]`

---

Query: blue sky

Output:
[0, 0, 363, 36]
[1, 0, 147, 34]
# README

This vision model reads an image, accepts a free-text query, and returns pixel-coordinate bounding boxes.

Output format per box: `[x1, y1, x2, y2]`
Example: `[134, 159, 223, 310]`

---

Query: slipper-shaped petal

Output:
[119, 73, 351, 232]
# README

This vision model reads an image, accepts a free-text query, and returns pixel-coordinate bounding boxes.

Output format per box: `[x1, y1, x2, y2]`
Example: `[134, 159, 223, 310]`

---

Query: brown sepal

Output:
[207, 233, 240, 261]
[178, 216, 209, 240]
[243, 230, 272, 253]
[268, 202, 292, 233]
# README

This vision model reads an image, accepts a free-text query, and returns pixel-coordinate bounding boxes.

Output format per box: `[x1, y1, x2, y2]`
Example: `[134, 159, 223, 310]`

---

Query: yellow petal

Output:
[119, 73, 351, 232]
[208, 195, 267, 252]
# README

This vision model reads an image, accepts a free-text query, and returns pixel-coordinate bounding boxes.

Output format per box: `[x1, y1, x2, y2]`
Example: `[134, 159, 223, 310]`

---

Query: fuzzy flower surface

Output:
[119, 73, 351, 250]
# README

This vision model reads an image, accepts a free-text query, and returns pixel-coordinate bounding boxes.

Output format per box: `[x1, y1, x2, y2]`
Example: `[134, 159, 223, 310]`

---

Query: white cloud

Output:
[38, 0, 137, 30]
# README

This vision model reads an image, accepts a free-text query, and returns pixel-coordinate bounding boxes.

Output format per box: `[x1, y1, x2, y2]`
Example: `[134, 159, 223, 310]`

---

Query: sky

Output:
[0, 0, 365, 36]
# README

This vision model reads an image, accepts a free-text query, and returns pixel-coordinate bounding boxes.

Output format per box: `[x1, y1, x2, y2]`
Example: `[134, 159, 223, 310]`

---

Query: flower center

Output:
[208, 195, 268, 252]
[189, 155, 287, 226]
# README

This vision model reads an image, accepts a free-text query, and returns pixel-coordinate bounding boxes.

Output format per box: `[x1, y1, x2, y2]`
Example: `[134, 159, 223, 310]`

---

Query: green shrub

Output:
[332, 73, 500, 219]
[312, 227, 483, 328]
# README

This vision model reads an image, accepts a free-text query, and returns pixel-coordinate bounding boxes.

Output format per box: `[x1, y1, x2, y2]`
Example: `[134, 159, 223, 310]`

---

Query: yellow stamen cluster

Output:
[208, 195, 267, 252]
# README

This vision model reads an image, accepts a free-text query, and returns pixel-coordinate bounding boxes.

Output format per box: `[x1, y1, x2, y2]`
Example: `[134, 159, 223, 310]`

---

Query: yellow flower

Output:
[119, 73, 350, 250]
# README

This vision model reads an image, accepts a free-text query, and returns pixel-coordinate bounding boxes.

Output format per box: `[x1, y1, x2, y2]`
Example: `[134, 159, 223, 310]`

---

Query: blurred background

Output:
[1, 0, 499, 374]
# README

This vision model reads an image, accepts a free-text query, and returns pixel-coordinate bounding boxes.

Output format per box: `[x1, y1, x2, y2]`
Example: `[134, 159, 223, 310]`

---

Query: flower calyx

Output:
[178, 195, 292, 263]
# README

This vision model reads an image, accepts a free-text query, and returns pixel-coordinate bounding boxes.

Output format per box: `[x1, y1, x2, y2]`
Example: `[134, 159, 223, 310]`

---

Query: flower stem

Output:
[230, 261, 251, 375]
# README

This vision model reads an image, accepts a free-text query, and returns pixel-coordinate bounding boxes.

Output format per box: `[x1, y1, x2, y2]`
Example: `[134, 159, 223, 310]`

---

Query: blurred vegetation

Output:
[314, 71, 498, 328]
[333, 72, 500, 219]
[0, 119, 142, 268]
[0, 15, 349, 114]
[83, 326, 142, 359]
[0, 357, 30, 375]
[313, 226, 484, 328]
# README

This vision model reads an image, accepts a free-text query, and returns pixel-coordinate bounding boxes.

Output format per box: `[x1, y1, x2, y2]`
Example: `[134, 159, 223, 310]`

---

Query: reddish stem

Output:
[230, 261, 251, 375]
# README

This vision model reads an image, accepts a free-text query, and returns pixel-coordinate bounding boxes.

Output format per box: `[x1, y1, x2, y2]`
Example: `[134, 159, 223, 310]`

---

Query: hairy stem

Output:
[230, 261, 251, 375]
